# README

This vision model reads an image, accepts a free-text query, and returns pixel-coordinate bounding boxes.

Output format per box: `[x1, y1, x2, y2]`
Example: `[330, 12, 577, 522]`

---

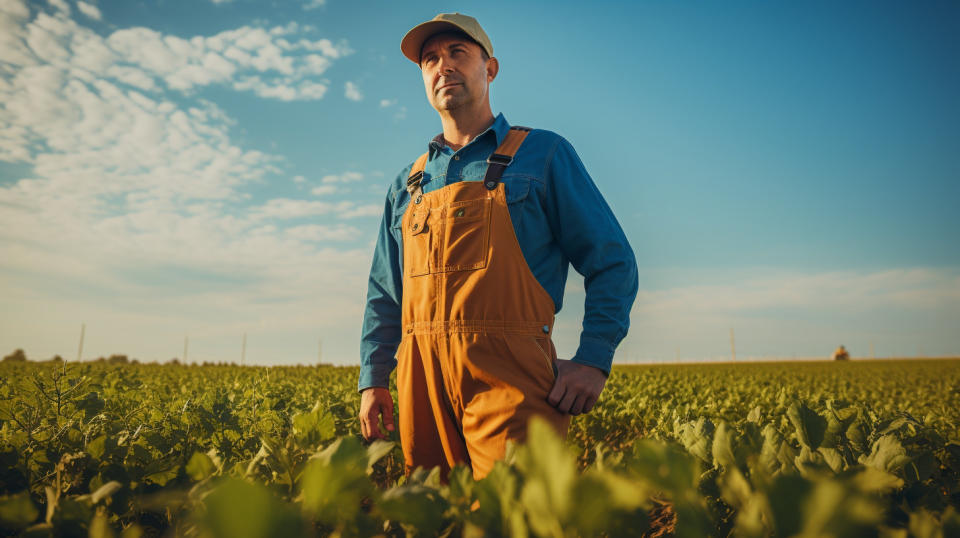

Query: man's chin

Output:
[433, 98, 467, 112]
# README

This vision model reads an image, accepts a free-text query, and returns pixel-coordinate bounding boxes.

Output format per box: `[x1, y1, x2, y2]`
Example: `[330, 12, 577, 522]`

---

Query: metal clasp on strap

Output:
[406, 170, 423, 190]
[487, 153, 513, 167]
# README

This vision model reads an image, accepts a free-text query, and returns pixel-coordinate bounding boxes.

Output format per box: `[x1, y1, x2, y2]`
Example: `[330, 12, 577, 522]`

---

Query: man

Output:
[358, 13, 638, 479]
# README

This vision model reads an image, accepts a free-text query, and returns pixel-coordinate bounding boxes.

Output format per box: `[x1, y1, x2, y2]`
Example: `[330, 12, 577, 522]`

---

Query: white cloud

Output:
[48, 0, 70, 16]
[292, 175, 306, 183]
[338, 204, 381, 218]
[311, 184, 337, 195]
[303, 0, 325, 10]
[0, 2, 384, 365]
[320, 171, 363, 184]
[285, 224, 359, 242]
[631, 269, 960, 317]
[76, 1, 101, 20]
[379, 98, 396, 108]
[1, 0, 30, 19]
[233, 76, 327, 101]
[288, 38, 351, 59]
[344, 81, 362, 101]
[599, 268, 960, 362]
[249, 198, 379, 220]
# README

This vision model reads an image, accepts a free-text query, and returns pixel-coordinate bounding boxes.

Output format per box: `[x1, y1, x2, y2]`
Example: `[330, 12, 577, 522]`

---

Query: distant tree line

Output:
[1, 348, 325, 368]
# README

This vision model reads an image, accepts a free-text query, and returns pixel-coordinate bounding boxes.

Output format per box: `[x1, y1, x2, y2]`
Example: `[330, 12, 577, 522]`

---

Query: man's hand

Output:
[359, 387, 395, 441]
[547, 359, 607, 415]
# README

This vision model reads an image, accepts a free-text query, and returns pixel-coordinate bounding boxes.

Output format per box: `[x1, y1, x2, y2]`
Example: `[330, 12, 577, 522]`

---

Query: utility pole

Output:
[241, 333, 246, 366]
[183, 336, 189, 363]
[74, 322, 85, 373]
[730, 328, 736, 362]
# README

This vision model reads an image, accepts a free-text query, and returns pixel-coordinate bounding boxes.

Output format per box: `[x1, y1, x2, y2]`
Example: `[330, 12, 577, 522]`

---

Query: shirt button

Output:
[542, 325, 550, 333]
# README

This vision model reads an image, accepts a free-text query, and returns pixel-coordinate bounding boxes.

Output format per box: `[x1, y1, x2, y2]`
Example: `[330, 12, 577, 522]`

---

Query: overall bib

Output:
[397, 128, 571, 480]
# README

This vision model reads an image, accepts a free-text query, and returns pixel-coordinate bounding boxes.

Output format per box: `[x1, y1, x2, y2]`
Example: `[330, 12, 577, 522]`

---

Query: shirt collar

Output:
[428, 113, 511, 152]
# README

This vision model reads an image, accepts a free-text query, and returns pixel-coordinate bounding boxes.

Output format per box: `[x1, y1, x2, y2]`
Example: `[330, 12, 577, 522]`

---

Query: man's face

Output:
[419, 33, 495, 112]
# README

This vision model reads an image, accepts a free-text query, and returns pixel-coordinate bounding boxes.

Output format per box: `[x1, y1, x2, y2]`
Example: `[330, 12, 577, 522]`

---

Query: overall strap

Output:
[405, 152, 429, 204]
[484, 126, 531, 190]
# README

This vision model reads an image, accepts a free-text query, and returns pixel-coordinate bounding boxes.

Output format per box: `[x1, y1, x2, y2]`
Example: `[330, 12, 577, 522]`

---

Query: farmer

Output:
[358, 13, 638, 479]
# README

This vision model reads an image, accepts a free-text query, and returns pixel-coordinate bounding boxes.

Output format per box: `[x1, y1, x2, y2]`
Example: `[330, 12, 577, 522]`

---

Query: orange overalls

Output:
[396, 127, 571, 480]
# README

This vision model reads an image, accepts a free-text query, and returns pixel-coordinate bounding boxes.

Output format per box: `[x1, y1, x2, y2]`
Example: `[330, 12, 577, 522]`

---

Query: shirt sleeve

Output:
[544, 136, 639, 375]
[358, 182, 404, 391]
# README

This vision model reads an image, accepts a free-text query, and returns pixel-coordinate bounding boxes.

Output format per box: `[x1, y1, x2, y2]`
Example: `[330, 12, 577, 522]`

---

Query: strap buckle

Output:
[406, 170, 423, 187]
[487, 153, 513, 166]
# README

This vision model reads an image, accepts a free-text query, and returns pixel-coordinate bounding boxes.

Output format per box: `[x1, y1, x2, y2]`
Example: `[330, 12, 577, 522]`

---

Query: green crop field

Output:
[1, 358, 958, 537]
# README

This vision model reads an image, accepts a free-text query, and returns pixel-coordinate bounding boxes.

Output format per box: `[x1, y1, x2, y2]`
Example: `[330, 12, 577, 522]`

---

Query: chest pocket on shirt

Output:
[437, 196, 492, 273]
[503, 176, 531, 205]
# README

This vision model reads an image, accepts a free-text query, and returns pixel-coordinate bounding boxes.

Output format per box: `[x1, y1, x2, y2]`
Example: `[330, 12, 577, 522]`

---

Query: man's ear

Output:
[486, 57, 499, 82]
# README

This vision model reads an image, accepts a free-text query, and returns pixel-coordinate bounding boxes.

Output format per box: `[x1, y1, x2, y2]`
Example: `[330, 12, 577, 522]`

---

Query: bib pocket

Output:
[438, 197, 491, 273]
[405, 208, 432, 277]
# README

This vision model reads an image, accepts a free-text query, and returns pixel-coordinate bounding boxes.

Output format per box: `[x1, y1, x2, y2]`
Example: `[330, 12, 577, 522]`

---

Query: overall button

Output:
[412, 223, 419, 231]
[453, 155, 460, 160]
[415, 194, 422, 204]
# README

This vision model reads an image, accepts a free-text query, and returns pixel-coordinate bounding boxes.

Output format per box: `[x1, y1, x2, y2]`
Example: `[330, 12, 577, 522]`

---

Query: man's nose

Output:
[436, 53, 454, 74]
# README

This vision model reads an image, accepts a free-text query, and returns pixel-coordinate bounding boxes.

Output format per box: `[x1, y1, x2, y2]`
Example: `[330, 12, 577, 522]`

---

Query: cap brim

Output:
[400, 20, 470, 64]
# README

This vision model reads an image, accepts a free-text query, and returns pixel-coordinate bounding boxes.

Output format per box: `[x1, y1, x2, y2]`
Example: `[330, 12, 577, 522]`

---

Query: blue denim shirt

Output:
[358, 113, 638, 391]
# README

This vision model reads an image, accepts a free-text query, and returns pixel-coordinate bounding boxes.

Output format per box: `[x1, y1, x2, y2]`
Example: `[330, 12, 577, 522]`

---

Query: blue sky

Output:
[1, 0, 957, 365]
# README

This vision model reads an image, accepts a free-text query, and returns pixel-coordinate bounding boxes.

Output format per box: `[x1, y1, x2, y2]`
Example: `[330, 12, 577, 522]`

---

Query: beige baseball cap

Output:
[400, 13, 493, 64]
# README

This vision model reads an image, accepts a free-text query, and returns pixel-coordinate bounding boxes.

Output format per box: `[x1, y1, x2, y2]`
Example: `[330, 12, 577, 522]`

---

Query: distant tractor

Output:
[832, 345, 850, 361]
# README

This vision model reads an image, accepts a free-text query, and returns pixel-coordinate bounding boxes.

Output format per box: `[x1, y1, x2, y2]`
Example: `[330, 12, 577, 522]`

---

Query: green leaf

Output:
[860, 434, 910, 474]
[817, 447, 844, 472]
[200, 477, 305, 538]
[0, 491, 40, 530]
[291, 402, 336, 447]
[144, 466, 179, 486]
[186, 452, 215, 481]
[74, 391, 105, 420]
[766, 474, 813, 537]
[298, 437, 370, 525]
[365, 440, 395, 473]
[904, 450, 938, 483]
[515, 416, 578, 530]
[851, 467, 903, 493]
[88, 512, 115, 538]
[86, 435, 112, 460]
[711, 421, 736, 468]
[787, 402, 827, 450]
[676, 417, 715, 464]
[377, 484, 449, 536]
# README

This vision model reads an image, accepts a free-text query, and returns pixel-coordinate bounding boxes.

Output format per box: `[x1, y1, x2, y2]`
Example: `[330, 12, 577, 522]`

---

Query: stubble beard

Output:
[434, 85, 469, 112]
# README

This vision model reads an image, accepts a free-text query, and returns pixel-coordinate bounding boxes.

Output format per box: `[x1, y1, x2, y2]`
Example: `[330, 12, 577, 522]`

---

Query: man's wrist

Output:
[571, 336, 614, 376]
[568, 358, 609, 378]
